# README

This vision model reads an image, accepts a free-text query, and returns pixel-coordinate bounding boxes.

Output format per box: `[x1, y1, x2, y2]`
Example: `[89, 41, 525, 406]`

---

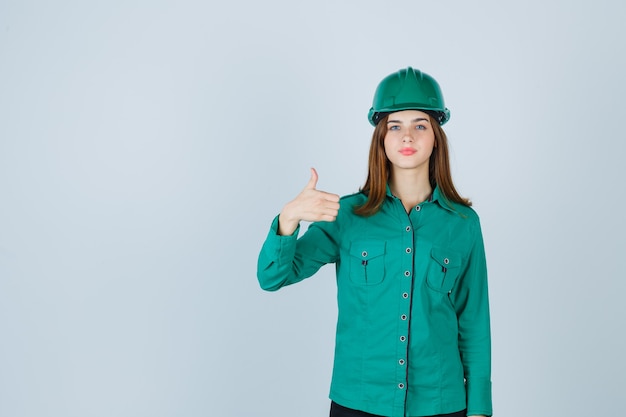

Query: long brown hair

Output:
[353, 114, 471, 217]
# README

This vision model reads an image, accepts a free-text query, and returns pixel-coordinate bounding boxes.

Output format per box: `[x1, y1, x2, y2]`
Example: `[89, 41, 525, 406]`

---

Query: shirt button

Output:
[405, 247, 412, 254]
[405, 226, 411, 232]
[404, 271, 410, 277]
[415, 205, 421, 212]
[400, 336, 406, 342]
[399, 359, 405, 365]
[402, 292, 409, 299]
[401, 314, 407, 320]
[362, 251, 368, 257]
[398, 383, 405, 389]
[443, 257, 450, 265]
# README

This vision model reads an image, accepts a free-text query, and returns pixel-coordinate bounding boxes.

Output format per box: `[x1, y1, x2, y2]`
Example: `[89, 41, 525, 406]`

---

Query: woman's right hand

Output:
[277, 168, 341, 236]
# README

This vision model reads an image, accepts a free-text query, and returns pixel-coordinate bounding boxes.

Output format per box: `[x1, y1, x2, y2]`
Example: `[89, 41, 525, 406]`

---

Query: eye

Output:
[415, 124, 427, 130]
[388, 125, 400, 131]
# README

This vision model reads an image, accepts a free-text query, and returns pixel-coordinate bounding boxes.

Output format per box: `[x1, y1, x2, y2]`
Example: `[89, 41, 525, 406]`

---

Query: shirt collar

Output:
[385, 184, 395, 198]
[386, 183, 456, 212]
[430, 186, 456, 212]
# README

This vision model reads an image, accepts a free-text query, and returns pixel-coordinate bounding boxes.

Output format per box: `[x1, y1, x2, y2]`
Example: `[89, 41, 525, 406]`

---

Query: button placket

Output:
[397, 221, 413, 395]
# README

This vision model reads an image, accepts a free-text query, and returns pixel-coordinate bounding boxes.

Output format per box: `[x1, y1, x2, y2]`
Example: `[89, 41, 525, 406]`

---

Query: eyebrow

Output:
[387, 118, 430, 124]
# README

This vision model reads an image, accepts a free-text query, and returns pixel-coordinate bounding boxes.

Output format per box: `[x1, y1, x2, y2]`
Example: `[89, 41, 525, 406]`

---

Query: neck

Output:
[389, 169, 432, 212]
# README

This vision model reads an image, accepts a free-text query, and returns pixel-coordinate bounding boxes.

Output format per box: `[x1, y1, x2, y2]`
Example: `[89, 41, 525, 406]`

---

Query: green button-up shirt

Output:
[257, 186, 492, 417]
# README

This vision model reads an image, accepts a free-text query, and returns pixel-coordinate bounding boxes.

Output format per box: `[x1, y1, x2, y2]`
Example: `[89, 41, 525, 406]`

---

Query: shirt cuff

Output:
[268, 215, 300, 265]
[270, 215, 299, 237]
[466, 377, 492, 416]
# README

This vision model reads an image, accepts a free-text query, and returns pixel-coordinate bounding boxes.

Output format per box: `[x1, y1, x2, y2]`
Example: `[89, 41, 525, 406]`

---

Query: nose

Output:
[402, 130, 414, 142]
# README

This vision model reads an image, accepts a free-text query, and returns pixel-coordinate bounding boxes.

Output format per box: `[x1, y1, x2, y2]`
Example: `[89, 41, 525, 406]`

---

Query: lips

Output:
[400, 148, 417, 155]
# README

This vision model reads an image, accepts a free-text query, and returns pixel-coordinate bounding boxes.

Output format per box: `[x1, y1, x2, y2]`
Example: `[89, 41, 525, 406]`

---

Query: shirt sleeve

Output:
[450, 219, 493, 416]
[257, 215, 339, 292]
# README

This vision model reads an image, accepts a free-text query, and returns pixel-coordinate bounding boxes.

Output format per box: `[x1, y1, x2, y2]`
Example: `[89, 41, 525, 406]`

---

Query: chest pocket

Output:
[426, 246, 463, 293]
[348, 240, 386, 285]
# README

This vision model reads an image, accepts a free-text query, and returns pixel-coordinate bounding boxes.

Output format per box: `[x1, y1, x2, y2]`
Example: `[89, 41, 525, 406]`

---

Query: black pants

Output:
[329, 401, 466, 417]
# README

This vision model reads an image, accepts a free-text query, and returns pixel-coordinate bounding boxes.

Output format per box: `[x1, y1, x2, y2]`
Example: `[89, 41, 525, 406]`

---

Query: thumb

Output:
[305, 167, 318, 190]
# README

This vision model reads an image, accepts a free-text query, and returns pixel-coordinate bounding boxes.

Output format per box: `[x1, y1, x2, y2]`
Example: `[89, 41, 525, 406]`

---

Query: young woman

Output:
[257, 67, 492, 417]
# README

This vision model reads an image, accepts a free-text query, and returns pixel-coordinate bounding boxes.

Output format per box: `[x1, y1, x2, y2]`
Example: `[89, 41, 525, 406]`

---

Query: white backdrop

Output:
[1, 1, 625, 416]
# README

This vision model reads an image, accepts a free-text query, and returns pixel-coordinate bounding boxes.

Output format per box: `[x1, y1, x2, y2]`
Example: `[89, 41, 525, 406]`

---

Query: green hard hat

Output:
[368, 67, 450, 126]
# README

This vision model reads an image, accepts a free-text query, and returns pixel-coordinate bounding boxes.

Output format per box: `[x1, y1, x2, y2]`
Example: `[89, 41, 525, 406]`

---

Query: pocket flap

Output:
[349, 241, 386, 260]
[430, 246, 462, 268]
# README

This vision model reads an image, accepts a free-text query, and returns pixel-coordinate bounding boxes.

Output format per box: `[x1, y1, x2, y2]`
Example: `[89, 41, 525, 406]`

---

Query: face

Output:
[383, 110, 436, 174]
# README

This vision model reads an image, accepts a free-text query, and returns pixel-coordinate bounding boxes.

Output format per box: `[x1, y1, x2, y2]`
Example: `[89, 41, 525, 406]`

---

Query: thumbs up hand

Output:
[278, 168, 341, 236]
